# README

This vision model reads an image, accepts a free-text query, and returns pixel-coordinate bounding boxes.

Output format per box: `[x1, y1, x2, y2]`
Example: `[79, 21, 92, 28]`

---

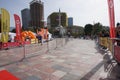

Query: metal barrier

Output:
[107, 38, 113, 53]
[99, 37, 108, 48]
[98, 37, 113, 53]
[47, 37, 69, 51]
[0, 46, 24, 67]
[0, 37, 69, 67]
[98, 37, 120, 64]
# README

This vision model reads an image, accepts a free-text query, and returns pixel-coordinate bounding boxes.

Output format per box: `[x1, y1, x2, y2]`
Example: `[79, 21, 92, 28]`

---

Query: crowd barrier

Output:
[98, 37, 120, 64]
[0, 37, 69, 67]
[98, 37, 113, 53]
[0, 46, 24, 67]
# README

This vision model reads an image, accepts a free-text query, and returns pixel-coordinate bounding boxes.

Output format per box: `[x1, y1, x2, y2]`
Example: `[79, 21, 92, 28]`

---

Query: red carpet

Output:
[0, 70, 19, 80]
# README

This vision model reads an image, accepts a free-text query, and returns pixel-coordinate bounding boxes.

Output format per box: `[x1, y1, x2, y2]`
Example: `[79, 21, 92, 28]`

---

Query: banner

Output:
[1, 8, 10, 43]
[114, 46, 120, 62]
[107, 0, 116, 38]
[14, 14, 22, 42]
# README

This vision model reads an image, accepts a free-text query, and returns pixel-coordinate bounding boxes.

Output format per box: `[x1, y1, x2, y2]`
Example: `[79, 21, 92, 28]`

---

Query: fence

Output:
[0, 37, 70, 67]
[98, 37, 120, 64]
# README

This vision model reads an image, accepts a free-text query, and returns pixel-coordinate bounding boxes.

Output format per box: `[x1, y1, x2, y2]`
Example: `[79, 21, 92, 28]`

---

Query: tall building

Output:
[21, 8, 31, 29]
[30, 0, 44, 30]
[47, 12, 68, 28]
[68, 17, 73, 26]
[0, 14, 1, 32]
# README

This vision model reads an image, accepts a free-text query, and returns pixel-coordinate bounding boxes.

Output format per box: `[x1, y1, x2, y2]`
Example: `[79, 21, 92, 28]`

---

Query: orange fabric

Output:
[21, 31, 36, 41]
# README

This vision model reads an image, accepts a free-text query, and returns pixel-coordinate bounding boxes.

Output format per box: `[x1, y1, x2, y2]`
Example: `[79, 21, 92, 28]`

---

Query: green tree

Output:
[93, 23, 103, 35]
[84, 24, 93, 36]
[67, 26, 84, 38]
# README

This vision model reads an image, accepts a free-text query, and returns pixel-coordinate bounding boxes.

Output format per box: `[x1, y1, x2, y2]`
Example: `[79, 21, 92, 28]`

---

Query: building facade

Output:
[47, 12, 68, 28]
[68, 17, 73, 26]
[0, 14, 1, 32]
[30, 0, 44, 30]
[21, 8, 31, 29]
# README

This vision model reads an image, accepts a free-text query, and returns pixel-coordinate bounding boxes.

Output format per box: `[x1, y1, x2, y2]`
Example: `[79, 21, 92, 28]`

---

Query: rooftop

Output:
[30, 0, 43, 5]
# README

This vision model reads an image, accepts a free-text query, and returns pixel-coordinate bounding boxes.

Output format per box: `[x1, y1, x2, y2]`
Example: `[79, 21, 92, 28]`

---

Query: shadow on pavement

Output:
[79, 41, 108, 80]
[80, 61, 104, 80]
[99, 64, 120, 80]
[80, 41, 120, 80]
[98, 46, 120, 80]
[99, 53, 120, 80]
[80, 40, 120, 80]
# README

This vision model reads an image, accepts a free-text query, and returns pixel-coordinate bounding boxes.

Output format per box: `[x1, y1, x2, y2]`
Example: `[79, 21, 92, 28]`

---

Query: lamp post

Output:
[58, 9, 65, 46]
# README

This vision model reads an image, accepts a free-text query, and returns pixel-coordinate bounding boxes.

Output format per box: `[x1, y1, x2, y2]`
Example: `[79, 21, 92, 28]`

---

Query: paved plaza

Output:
[0, 38, 120, 80]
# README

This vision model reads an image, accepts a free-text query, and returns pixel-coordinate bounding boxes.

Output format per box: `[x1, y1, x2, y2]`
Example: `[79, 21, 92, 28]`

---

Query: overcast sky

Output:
[0, 0, 120, 27]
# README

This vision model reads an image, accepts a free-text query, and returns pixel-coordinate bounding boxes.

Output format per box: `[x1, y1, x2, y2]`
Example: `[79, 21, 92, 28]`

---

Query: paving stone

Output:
[60, 73, 80, 80]
[50, 75, 60, 80]
[52, 64, 64, 70]
[0, 39, 119, 80]
[52, 70, 67, 78]
[52, 64, 71, 73]
[0, 67, 6, 71]
[56, 59, 65, 63]
[7, 67, 19, 73]
[69, 70, 83, 76]
[23, 76, 41, 80]
[37, 66, 55, 73]
[60, 67, 71, 73]
[18, 65, 27, 69]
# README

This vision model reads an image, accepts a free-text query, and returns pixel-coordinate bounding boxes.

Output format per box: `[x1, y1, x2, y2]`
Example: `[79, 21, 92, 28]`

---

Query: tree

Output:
[66, 26, 84, 38]
[93, 23, 103, 35]
[84, 24, 93, 36]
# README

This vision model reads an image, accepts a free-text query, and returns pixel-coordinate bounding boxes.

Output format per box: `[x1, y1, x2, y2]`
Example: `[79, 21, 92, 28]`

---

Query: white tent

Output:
[9, 32, 16, 42]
